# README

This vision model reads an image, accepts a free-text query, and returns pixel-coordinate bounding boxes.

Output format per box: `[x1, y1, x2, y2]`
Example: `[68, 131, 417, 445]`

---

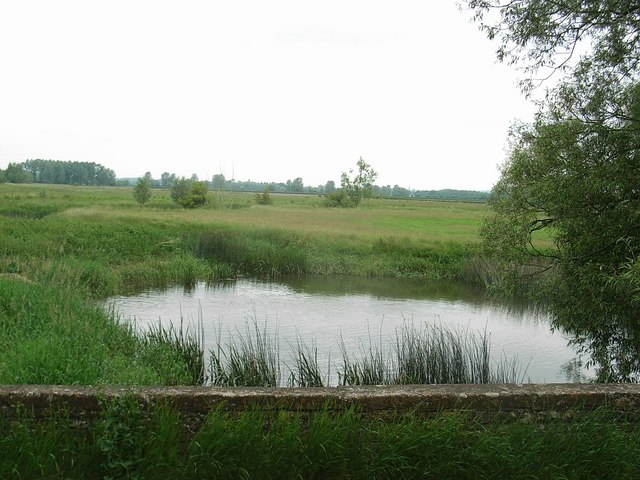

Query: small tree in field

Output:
[255, 186, 273, 205]
[325, 157, 378, 208]
[133, 177, 152, 206]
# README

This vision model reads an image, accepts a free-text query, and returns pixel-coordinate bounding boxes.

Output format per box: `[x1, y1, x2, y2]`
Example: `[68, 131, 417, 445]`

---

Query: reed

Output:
[338, 328, 388, 386]
[141, 315, 206, 386]
[208, 317, 281, 387]
[204, 319, 525, 387]
[286, 335, 327, 387]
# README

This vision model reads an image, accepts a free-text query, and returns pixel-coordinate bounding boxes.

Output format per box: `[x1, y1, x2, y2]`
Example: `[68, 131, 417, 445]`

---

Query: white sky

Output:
[0, 0, 537, 191]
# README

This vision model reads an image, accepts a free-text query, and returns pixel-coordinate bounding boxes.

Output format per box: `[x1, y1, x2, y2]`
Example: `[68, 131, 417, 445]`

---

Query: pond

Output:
[107, 276, 589, 384]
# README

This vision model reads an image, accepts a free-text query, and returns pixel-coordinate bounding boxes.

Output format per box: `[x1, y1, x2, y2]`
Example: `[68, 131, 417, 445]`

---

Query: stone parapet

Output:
[1, 384, 639, 423]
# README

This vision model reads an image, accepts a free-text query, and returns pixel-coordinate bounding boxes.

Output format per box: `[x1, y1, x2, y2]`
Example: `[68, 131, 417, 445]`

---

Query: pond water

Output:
[107, 276, 589, 384]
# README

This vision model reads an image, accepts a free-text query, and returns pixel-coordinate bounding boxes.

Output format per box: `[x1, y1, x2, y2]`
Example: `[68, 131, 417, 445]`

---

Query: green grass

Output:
[2, 404, 639, 479]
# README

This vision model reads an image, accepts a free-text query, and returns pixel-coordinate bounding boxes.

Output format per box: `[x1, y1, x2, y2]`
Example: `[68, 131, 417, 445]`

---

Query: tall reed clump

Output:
[287, 336, 327, 387]
[205, 318, 526, 387]
[392, 323, 491, 384]
[208, 318, 280, 387]
[338, 322, 527, 386]
[338, 329, 387, 386]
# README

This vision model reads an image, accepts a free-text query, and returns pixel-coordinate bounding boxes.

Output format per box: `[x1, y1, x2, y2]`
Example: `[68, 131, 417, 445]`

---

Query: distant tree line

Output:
[0, 159, 116, 186]
[124, 171, 489, 202]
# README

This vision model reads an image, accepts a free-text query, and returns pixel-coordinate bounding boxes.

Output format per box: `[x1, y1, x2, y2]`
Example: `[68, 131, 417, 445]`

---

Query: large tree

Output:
[461, 0, 640, 381]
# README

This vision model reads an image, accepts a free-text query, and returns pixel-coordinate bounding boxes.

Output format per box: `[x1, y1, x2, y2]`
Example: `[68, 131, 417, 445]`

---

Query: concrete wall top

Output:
[2, 384, 640, 421]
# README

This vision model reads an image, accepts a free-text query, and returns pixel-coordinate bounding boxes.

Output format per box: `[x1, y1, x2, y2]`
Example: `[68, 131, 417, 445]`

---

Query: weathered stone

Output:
[1, 384, 639, 426]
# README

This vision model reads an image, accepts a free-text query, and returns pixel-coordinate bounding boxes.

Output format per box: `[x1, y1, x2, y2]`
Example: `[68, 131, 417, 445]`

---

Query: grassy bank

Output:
[0, 183, 501, 386]
[1, 183, 488, 288]
[3, 403, 638, 479]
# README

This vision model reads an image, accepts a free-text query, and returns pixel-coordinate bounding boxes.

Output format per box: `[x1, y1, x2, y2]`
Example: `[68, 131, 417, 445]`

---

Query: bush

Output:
[324, 189, 359, 208]
[255, 187, 273, 205]
[170, 178, 208, 209]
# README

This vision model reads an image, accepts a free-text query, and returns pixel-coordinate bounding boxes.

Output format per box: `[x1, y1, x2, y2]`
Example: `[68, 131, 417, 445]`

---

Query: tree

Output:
[170, 177, 192, 205]
[286, 177, 304, 193]
[325, 180, 336, 193]
[327, 157, 377, 207]
[0, 169, 6, 183]
[133, 177, 152, 206]
[161, 172, 175, 188]
[170, 177, 208, 208]
[462, 0, 640, 381]
[211, 174, 226, 191]
[461, 0, 640, 94]
[183, 181, 208, 208]
[5, 163, 32, 183]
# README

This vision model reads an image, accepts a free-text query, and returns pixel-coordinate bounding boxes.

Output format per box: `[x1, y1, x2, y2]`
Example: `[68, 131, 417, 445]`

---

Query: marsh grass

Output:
[208, 317, 281, 387]
[336, 322, 520, 385]
[194, 229, 309, 277]
[287, 336, 328, 387]
[141, 315, 206, 386]
[0, 277, 205, 386]
[204, 319, 525, 387]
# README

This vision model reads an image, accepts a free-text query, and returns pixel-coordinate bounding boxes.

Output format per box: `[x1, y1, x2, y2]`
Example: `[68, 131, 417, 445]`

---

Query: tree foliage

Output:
[133, 177, 152, 206]
[4, 163, 32, 183]
[462, 0, 640, 92]
[463, 0, 640, 381]
[170, 177, 208, 209]
[19, 159, 116, 185]
[325, 157, 378, 208]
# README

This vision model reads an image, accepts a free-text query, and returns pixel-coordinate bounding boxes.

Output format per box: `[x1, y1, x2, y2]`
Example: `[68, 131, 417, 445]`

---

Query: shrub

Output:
[170, 178, 208, 209]
[255, 187, 273, 205]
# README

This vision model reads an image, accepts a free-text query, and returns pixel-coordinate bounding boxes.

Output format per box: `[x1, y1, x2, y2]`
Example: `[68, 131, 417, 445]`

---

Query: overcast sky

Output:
[0, 1, 537, 191]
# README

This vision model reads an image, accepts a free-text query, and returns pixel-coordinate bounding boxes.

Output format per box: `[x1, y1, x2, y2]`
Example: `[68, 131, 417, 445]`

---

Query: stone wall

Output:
[2, 384, 640, 425]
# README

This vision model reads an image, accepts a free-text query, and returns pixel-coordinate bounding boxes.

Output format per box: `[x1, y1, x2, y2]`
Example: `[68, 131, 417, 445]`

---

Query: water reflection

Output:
[108, 276, 589, 383]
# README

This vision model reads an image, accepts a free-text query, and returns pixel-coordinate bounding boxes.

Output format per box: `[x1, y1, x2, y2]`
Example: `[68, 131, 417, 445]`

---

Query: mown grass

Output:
[2, 403, 638, 479]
